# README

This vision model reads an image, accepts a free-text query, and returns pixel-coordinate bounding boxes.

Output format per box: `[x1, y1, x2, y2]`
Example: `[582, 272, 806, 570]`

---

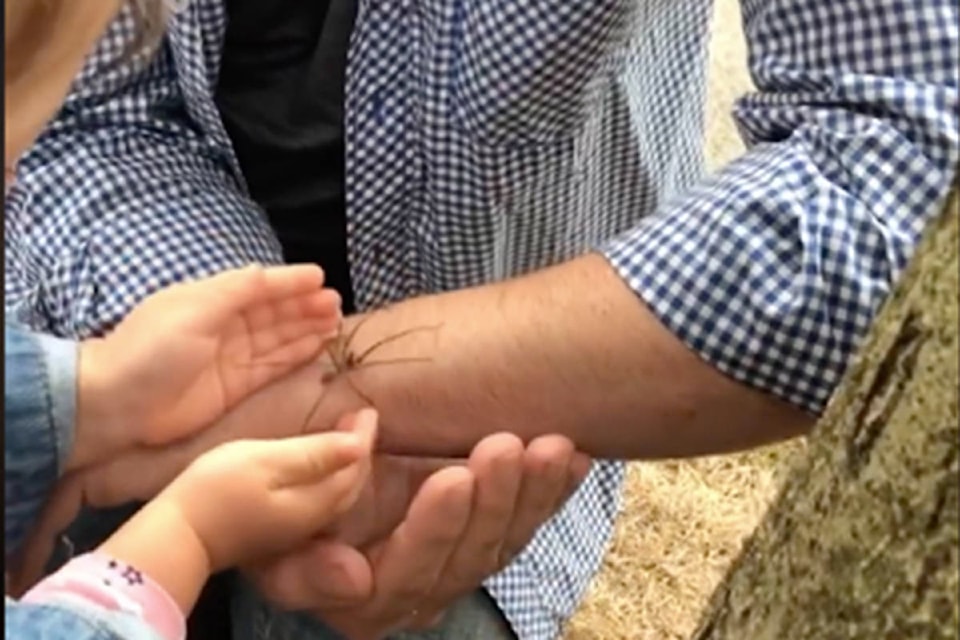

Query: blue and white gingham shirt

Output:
[5, 0, 957, 638]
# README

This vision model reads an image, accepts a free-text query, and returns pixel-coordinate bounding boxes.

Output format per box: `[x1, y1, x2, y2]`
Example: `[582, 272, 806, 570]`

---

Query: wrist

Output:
[99, 497, 212, 615]
[72, 338, 127, 470]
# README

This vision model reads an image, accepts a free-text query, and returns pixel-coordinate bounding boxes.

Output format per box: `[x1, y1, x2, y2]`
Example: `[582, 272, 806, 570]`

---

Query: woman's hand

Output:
[73, 263, 341, 470]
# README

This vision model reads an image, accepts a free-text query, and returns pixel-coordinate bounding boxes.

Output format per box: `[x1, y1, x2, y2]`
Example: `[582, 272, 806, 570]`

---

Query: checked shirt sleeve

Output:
[602, 0, 959, 413]
[3, 6, 283, 340]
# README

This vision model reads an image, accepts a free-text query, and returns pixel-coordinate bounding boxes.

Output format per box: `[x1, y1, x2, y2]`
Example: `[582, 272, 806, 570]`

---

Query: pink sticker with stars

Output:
[22, 551, 186, 640]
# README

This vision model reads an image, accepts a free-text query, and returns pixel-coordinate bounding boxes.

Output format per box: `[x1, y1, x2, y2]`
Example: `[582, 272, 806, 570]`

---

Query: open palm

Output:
[96, 265, 341, 444]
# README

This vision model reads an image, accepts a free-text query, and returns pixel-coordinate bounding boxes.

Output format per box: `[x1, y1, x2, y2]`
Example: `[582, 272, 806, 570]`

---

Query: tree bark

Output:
[692, 182, 959, 640]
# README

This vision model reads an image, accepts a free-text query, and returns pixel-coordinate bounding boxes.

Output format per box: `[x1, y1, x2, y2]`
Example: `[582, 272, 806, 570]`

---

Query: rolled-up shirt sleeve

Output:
[602, 0, 959, 413]
[4, 325, 79, 556]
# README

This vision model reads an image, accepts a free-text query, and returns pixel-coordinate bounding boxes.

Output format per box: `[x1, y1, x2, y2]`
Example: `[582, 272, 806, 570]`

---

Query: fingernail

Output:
[356, 409, 379, 445]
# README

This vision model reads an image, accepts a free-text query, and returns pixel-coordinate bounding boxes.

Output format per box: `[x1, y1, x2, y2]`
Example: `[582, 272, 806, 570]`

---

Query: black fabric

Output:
[185, 570, 235, 640]
[190, 3, 356, 639]
[216, 0, 358, 313]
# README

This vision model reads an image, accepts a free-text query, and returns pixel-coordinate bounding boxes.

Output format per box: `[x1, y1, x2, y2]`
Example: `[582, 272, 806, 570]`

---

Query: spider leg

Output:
[342, 371, 375, 406]
[334, 356, 432, 408]
[298, 351, 347, 432]
[324, 333, 349, 375]
[340, 313, 375, 356]
[229, 319, 348, 370]
[351, 356, 434, 369]
[299, 388, 331, 433]
[354, 324, 443, 365]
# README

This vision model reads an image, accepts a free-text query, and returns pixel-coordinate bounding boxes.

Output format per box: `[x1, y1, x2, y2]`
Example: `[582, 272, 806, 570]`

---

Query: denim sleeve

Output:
[4, 324, 79, 557]
[5, 597, 164, 640]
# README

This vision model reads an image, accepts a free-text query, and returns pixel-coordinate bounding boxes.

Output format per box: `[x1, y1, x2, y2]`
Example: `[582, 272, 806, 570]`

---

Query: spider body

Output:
[300, 314, 441, 430]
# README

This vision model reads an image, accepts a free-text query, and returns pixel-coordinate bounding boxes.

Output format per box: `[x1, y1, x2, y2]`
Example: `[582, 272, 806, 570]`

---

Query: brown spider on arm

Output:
[299, 314, 443, 432]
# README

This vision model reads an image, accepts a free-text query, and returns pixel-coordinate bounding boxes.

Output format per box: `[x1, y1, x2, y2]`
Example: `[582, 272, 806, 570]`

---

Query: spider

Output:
[298, 314, 442, 431]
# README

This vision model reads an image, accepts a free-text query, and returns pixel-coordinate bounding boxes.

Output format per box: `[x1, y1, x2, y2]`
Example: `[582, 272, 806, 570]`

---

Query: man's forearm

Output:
[321, 253, 811, 459]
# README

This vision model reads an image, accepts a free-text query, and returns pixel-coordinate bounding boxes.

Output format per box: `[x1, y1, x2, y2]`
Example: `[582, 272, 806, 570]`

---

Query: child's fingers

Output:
[292, 288, 342, 320]
[336, 407, 378, 489]
[270, 411, 378, 523]
[256, 264, 326, 299]
[247, 315, 341, 359]
[240, 334, 327, 386]
[190, 264, 326, 326]
[266, 427, 372, 488]
[339, 407, 379, 449]
[247, 289, 342, 334]
[331, 406, 379, 439]
[239, 290, 340, 361]
[285, 459, 371, 531]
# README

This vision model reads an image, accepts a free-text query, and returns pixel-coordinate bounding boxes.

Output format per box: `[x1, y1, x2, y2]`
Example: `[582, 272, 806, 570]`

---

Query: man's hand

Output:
[248, 434, 591, 640]
[74, 264, 341, 470]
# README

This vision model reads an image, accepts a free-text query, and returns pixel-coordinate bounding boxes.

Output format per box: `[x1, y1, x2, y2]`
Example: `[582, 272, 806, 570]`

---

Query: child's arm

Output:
[10, 411, 375, 639]
[4, 264, 338, 557]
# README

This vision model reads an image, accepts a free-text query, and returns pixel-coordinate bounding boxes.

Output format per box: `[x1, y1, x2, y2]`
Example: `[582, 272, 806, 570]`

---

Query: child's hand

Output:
[73, 264, 341, 470]
[9, 363, 346, 593]
[93, 409, 378, 613]
[134, 408, 376, 569]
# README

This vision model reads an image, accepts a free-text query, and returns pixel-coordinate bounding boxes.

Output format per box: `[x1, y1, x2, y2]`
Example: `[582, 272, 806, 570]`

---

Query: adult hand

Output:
[248, 433, 592, 640]
[74, 263, 341, 469]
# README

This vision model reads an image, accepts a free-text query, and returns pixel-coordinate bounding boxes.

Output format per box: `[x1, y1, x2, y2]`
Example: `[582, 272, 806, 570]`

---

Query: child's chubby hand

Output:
[73, 264, 341, 471]
[8, 363, 352, 593]
[99, 409, 379, 598]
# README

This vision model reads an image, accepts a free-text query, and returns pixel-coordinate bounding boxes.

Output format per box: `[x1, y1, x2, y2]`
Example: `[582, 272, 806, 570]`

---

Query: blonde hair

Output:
[5, 0, 173, 88]
[4, 0, 176, 171]
[128, 0, 180, 58]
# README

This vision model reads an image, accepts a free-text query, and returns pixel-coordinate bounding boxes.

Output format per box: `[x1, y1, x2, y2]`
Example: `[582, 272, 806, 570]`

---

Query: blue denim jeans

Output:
[53, 512, 516, 640]
[5, 597, 165, 640]
[232, 576, 517, 640]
